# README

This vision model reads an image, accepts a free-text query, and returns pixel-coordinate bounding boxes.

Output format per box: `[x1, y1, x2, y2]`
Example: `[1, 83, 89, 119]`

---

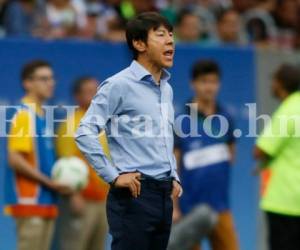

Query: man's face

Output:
[192, 73, 220, 102]
[141, 26, 175, 68]
[75, 79, 98, 109]
[24, 67, 55, 101]
[271, 78, 282, 99]
[218, 11, 240, 43]
[177, 14, 201, 42]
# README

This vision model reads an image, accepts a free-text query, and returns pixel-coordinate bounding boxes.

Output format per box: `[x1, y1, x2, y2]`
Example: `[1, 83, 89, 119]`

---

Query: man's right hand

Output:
[114, 172, 141, 198]
[46, 180, 73, 195]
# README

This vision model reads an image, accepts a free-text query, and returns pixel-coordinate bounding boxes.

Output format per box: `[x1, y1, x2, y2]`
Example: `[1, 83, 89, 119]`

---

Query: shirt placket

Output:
[159, 82, 173, 171]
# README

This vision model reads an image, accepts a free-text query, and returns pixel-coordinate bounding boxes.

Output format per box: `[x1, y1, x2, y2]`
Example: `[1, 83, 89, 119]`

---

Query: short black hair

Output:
[191, 60, 221, 80]
[21, 60, 52, 81]
[72, 76, 96, 95]
[274, 64, 300, 93]
[125, 12, 173, 59]
[176, 9, 197, 25]
[216, 8, 238, 23]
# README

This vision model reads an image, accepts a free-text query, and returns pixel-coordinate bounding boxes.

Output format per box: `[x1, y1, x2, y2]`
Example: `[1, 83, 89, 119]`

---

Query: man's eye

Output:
[157, 32, 164, 36]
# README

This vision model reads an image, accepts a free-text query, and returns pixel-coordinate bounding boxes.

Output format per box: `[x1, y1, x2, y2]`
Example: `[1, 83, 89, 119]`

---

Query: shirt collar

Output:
[129, 60, 171, 84]
[21, 96, 44, 116]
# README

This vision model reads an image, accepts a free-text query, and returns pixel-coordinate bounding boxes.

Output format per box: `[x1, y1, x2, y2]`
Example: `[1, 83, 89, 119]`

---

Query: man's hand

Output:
[70, 193, 86, 215]
[46, 180, 74, 195]
[114, 172, 141, 198]
[172, 206, 182, 223]
[171, 180, 183, 199]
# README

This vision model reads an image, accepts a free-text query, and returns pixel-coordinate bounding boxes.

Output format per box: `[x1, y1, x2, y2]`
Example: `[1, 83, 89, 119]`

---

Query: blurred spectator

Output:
[273, 0, 299, 49]
[4, 0, 39, 37]
[43, 0, 78, 39]
[175, 9, 202, 43]
[0, 0, 300, 49]
[196, 0, 232, 13]
[160, 0, 178, 24]
[231, 0, 255, 13]
[0, 0, 8, 36]
[215, 8, 244, 45]
[56, 77, 109, 250]
[243, 0, 278, 48]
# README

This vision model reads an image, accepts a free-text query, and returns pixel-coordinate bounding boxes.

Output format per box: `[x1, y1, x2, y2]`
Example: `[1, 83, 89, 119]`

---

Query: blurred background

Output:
[1, 0, 300, 250]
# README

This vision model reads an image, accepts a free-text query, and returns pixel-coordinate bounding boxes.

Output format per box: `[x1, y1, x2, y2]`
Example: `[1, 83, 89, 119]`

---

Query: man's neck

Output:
[279, 91, 291, 102]
[25, 94, 44, 107]
[136, 57, 162, 84]
[194, 97, 217, 116]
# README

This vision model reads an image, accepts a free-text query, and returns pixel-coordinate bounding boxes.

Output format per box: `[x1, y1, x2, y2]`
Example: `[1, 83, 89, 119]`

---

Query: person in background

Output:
[254, 64, 300, 250]
[0, 0, 8, 36]
[56, 77, 109, 250]
[4, 0, 38, 37]
[215, 8, 244, 45]
[173, 60, 239, 250]
[175, 9, 202, 43]
[43, 0, 77, 38]
[6, 60, 71, 250]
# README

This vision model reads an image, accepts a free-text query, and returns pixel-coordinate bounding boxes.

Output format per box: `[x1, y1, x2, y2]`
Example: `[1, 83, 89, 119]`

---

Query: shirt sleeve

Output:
[256, 104, 293, 157]
[75, 80, 122, 183]
[8, 110, 33, 153]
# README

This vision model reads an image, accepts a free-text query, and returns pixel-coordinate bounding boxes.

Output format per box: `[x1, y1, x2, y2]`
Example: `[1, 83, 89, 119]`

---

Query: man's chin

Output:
[162, 60, 173, 68]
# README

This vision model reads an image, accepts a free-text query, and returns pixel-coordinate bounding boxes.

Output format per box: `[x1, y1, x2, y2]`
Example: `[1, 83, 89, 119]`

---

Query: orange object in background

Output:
[260, 168, 272, 197]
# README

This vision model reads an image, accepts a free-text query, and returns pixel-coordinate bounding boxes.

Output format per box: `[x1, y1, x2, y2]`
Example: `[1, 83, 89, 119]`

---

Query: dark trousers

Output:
[266, 212, 300, 250]
[106, 178, 173, 250]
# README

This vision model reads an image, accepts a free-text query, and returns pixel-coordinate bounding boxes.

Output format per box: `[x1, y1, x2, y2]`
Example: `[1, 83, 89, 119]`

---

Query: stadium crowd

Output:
[0, 0, 300, 49]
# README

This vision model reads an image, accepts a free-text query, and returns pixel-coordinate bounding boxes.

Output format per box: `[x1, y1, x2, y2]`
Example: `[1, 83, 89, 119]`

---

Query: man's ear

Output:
[132, 40, 147, 54]
[23, 80, 31, 92]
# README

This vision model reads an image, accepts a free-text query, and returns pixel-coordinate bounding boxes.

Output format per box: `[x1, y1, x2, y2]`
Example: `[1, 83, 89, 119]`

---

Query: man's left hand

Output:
[171, 180, 183, 199]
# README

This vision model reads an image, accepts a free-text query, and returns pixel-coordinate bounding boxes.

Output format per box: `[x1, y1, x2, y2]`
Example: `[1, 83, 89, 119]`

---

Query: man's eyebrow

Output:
[156, 29, 166, 32]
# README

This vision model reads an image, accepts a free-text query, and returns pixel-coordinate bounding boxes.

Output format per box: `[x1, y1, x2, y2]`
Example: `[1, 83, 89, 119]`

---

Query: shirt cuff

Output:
[171, 170, 180, 183]
[102, 166, 120, 184]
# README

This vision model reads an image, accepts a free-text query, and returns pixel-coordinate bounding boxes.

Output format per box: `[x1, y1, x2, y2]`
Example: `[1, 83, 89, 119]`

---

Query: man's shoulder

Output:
[100, 66, 133, 88]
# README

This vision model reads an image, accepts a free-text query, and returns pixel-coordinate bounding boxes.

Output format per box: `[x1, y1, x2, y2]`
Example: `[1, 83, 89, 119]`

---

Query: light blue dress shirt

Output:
[75, 60, 179, 183]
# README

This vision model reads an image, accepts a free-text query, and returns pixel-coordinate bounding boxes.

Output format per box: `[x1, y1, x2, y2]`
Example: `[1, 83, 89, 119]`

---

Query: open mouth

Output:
[163, 49, 174, 59]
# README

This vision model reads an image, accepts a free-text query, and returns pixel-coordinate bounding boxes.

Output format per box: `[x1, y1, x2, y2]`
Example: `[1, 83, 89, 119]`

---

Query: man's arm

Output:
[8, 151, 69, 193]
[8, 110, 70, 194]
[75, 81, 142, 197]
[228, 142, 236, 164]
[172, 148, 182, 222]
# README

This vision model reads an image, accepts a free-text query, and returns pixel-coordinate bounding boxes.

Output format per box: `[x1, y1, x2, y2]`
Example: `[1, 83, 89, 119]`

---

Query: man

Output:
[175, 9, 202, 43]
[56, 77, 109, 250]
[173, 60, 239, 250]
[254, 64, 300, 250]
[216, 8, 243, 45]
[6, 60, 70, 250]
[75, 12, 182, 250]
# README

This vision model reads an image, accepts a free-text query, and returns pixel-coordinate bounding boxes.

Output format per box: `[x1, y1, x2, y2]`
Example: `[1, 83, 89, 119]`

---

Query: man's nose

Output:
[166, 34, 174, 45]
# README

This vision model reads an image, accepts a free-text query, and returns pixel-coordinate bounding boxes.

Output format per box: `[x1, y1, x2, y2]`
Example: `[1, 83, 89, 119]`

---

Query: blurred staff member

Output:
[254, 64, 300, 250]
[173, 60, 239, 250]
[56, 77, 109, 250]
[6, 60, 70, 250]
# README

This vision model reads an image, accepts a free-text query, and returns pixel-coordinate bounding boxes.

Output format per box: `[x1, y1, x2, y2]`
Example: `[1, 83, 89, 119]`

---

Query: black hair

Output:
[21, 60, 51, 81]
[274, 64, 300, 93]
[72, 76, 96, 95]
[176, 8, 197, 25]
[125, 12, 173, 59]
[191, 60, 221, 80]
[216, 8, 238, 23]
